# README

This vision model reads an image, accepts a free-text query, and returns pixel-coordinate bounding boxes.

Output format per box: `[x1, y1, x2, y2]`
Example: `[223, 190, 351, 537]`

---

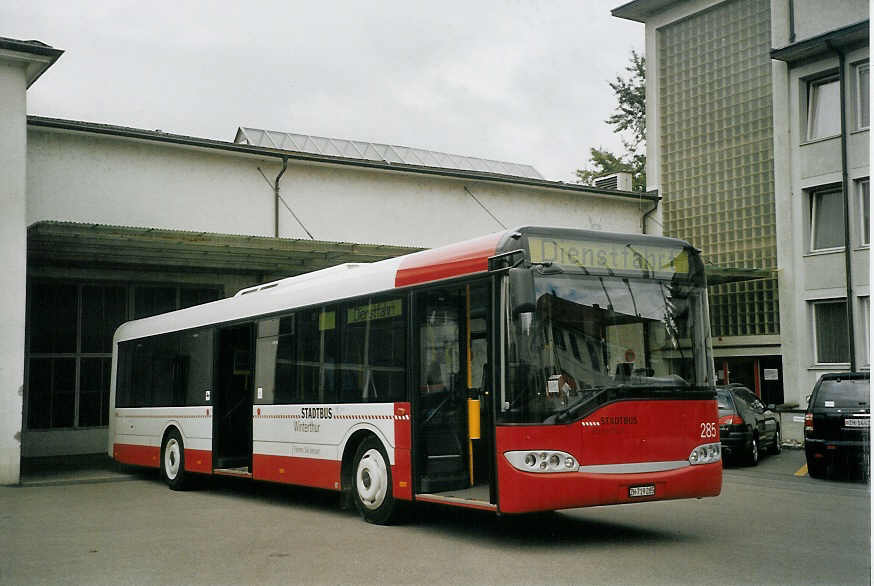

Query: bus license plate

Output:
[844, 418, 870, 428]
[629, 485, 655, 498]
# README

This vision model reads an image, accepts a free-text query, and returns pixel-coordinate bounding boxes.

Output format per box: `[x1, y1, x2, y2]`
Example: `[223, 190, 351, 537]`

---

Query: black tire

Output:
[746, 436, 759, 467]
[352, 436, 397, 525]
[161, 429, 187, 490]
[807, 457, 828, 479]
[771, 427, 782, 455]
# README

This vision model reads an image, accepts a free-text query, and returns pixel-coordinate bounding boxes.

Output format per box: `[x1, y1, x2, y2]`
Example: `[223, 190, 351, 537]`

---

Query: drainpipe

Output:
[641, 190, 660, 234]
[827, 41, 856, 371]
[274, 158, 288, 238]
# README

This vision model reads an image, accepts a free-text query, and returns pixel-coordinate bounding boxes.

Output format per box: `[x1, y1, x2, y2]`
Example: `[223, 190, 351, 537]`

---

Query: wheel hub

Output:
[165, 438, 180, 480]
[356, 449, 387, 510]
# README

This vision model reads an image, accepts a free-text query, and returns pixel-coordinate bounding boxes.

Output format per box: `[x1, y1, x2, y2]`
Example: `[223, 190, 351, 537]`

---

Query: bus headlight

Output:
[688, 443, 721, 465]
[504, 450, 579, 473]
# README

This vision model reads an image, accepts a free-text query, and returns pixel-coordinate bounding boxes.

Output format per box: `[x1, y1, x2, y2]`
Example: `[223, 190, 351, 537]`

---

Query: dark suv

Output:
[804, 372, 870, 479]
[717, 385, 780, 466]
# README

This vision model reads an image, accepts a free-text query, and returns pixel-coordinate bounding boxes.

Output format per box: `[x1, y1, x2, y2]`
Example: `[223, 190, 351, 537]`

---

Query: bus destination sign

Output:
[528, 236, 689, 275]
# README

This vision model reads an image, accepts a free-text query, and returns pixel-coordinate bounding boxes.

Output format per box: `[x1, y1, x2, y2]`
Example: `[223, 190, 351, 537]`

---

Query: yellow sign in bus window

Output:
[347, 299, 403, 324]
[528, 236, 689, 275]
[318, 311, 336, 331]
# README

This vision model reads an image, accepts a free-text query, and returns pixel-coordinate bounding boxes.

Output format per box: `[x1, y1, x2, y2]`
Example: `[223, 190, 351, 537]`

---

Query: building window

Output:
[812, 300, 850, 364]
[857, 63, 869, 130]
[810, 187, 845, 251]
[807, 77, 841, 140]
[859, 179, 870, 246]
[26, 280, 221, 429]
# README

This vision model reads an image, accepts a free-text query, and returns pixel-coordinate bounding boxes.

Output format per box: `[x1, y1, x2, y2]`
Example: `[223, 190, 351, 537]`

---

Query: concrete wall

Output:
[27, 128, 647, 249]
[772, 0, 869, 47]
[771, 9, 869, 408]
[0, 62, 28, 484]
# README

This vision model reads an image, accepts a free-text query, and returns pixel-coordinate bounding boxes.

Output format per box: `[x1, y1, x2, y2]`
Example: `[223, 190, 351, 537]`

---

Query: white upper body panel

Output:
[113, 256, 404, 343]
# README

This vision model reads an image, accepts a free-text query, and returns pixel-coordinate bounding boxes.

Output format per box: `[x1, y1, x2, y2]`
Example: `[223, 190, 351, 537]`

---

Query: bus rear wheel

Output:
[161, 429, 187, 491]
[352, 436, 397, 524]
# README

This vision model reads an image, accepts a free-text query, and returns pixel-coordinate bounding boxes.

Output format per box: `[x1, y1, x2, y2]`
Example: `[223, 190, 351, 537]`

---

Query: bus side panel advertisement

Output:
[252, 402, 399, 491]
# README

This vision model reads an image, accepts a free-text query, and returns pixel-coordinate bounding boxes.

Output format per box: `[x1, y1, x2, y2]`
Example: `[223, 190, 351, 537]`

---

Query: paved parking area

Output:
[1, 449, 869, 585]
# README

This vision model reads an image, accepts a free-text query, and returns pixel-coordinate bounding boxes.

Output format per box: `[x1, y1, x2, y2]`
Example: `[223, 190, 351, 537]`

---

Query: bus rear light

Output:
[804, 412, 813, 432]
[505, 450, 579, 473]
[689, 443, 721, 465]
[719, 415, 743, 426]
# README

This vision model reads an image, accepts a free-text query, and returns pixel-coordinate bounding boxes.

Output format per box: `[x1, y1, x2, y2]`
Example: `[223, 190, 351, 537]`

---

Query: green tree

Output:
[576, 50, 646, 192]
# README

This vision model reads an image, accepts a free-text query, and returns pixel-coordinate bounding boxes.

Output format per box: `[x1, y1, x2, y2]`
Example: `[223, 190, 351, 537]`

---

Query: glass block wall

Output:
[658, 0, 778, 337]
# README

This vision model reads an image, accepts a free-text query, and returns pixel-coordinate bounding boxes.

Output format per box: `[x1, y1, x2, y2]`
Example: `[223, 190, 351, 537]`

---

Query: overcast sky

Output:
[3, 1, 643, 182]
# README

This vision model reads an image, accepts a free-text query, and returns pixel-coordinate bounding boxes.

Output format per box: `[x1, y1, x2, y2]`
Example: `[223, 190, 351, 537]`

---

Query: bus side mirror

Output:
[509, 268, 536, 315]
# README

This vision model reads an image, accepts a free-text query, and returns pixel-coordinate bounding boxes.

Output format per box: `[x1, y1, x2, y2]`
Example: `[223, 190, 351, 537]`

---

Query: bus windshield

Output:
[501, 273, 711, 424]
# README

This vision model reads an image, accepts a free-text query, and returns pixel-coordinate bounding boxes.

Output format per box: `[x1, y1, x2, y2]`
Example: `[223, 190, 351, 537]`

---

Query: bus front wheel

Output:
[161, 429, 187, 491]
[352, 436, 396, 524]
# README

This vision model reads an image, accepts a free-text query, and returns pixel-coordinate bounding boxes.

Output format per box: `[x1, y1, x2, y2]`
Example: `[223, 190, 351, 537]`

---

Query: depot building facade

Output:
[0, 37, 662, 484]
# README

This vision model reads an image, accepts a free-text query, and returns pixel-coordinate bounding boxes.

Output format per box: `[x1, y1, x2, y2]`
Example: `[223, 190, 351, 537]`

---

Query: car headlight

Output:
[504, 450, 579, 473]
[688, 443, 721, 465]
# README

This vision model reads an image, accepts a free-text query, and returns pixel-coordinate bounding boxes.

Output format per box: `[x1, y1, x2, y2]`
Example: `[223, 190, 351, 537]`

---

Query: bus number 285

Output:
[700, 422, 718, 438]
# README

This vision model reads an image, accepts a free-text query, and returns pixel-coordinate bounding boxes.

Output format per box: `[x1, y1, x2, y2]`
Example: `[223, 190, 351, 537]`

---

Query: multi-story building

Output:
[613, 0, 869, 417]
[769, 3, 869, 403]
[613, 0, 784, 405]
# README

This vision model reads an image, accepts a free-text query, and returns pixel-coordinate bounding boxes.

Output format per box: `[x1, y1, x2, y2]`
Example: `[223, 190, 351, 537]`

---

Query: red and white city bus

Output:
[109, 226, 722, 523]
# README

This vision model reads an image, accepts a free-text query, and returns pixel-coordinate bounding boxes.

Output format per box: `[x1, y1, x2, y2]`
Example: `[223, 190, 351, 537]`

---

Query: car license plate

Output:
[629, 484, 655, 498]
[844, 418, 870, 428]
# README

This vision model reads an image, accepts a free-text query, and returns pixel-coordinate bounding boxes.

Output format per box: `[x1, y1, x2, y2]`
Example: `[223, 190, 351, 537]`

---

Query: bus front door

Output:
[414, 281, 494, 504]
[213, 323, 254, 472]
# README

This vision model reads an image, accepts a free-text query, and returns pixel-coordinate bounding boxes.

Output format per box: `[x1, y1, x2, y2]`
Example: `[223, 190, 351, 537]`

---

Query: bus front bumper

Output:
[496, 458, 722, 514]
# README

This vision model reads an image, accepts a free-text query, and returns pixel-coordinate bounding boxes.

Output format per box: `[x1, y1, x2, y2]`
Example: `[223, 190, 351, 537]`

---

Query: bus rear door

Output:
[213, 323, 254, 473]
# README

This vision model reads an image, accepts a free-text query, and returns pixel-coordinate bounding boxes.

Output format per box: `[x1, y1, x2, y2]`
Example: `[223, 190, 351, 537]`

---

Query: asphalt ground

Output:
[1, 449, 869, 585]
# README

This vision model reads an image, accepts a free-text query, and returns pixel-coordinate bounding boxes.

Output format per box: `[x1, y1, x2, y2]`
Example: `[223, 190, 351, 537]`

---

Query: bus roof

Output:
[113, 227, 697, 343]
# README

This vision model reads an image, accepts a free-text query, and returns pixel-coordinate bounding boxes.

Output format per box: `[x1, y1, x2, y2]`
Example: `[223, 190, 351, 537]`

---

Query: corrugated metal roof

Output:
[235, 127, 544, 180]
[27, 221, 421, 276]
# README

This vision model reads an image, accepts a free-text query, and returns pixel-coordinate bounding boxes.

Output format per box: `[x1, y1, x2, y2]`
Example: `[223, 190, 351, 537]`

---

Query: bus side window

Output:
[255, 318, 279, 404]
[297, 307, 338, 404]
[116, 341, 133, 407]
[340, 296, 406, 403]
[256, 315, 301, 405]
[179, 328, 212, 406]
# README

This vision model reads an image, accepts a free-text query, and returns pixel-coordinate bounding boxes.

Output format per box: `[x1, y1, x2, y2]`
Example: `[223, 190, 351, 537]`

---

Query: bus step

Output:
[213, 467, 252, 478]
[420, 471, 468, 493]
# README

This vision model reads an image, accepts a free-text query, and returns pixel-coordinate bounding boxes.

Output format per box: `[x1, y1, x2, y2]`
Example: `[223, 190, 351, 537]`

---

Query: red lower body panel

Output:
[252, 454, 341, 490]
[497, 458, 722, 514]
[392, 450, 413, 501]
[113, 443, 213, 475]
[185, 449, 213, 474]
[114, 443, 160, 469]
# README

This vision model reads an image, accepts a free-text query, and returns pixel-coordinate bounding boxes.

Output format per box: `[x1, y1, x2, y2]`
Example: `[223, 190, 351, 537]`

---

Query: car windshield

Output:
[716, 389, 736, 415]
[501, 273, 712, 424]
[815, 379, 870, 408]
